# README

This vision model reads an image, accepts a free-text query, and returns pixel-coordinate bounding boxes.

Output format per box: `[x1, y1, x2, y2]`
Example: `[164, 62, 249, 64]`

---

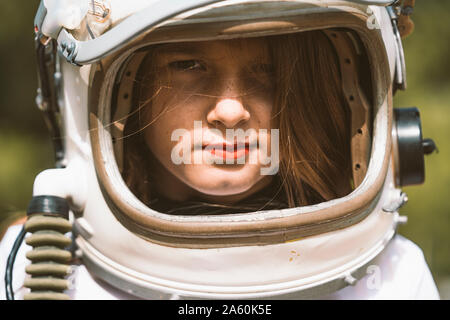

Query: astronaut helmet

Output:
[30, 0, 432, 299]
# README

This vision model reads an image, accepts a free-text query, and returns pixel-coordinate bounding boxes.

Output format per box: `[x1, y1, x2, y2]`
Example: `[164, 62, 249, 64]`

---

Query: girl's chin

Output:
[182, 169, 266, 198]
[188, 181, 255, 197]
[185, 165, 260, 181]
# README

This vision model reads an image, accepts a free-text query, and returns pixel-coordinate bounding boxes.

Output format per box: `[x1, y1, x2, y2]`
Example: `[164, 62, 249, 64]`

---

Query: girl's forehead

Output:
[155, 38, 270, 61]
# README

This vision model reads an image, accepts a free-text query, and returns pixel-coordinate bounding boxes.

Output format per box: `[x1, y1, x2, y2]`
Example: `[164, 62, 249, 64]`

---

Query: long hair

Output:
[121, 30, 352, 213]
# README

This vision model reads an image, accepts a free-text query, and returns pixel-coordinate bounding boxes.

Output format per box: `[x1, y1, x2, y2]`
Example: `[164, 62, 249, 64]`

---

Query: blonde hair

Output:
[121, 30, 352, 212]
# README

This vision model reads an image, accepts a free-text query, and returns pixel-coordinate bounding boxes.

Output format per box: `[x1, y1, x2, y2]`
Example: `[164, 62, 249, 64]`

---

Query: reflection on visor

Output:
[111, 31, 363, 215]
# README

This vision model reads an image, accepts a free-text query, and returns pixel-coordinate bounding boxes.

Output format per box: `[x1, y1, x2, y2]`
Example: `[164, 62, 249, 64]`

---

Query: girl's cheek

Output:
[249, 96, 273, 124]
[168, 72, 210, 91]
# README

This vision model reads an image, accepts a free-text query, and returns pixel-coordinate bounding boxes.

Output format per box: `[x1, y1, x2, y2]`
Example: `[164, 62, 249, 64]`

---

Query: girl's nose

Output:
[206, 79, 250, 129]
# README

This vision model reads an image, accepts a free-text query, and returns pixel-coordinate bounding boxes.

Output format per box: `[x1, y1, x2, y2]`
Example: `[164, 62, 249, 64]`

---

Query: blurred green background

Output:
[0, 1, 449, 298]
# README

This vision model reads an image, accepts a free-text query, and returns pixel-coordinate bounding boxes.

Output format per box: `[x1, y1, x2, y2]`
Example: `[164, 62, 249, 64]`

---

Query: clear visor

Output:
[110, 30, 370, 215]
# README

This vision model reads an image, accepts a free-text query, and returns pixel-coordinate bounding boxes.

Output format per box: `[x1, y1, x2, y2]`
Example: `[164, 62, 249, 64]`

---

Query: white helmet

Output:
[26, 0, 435, 299]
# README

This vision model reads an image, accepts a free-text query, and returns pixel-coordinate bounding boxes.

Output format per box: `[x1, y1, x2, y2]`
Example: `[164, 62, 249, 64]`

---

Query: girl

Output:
[122, 31, 353, 215]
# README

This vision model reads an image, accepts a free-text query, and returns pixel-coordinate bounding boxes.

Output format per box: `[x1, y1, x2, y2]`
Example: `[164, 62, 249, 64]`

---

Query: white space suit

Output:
[0, 225, 440, 299]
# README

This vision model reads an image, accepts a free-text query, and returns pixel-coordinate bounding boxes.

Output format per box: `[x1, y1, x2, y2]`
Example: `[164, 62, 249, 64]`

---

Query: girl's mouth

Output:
[203, 142, 250, 161]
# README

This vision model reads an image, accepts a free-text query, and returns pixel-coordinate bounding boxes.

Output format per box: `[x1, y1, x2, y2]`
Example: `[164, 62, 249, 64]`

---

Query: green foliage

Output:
[0, 2, 53, 224]
[0, 131, 53, 215]
[392, 1, 450, 288]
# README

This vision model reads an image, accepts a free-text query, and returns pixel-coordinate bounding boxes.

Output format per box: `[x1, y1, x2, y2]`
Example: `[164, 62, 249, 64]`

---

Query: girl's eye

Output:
[168, 60, 206, 72]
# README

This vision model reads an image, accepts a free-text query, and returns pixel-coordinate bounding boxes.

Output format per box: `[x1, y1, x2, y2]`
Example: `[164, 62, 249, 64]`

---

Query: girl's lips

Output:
[203, 142, 250, 160]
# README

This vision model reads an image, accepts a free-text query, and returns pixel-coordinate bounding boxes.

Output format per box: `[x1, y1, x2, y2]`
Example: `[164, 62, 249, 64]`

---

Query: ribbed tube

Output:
[23, 214, 73, 300]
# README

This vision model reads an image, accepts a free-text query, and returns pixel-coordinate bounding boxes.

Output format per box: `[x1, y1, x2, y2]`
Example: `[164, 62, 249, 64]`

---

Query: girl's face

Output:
[142, 38, 276, 203]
